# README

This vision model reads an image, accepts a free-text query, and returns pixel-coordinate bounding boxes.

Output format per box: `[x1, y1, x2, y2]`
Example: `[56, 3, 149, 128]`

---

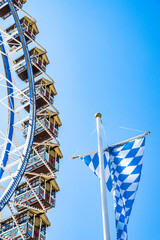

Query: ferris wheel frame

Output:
[0, 0, 36, 211]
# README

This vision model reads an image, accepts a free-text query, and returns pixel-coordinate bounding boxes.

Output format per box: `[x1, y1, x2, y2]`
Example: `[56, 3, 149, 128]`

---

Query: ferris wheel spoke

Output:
[0, 26, 21, 47]
[15, 4, 36, 22]
[9, 200, 45, 213]
[32, 147, 55, 178]
[24, 176, 46, 211]
[0, 174, 16, 184]
[14, 102, 30, 113]
[0, 144, 5, 149]
[8, 156, 18, 161]
[9, 144, 25, 156]
[31, 62, 54, 83]
[0, 130, 24, 161]
[0, 186, 5, 191]
[0, 49, 8, 57]
[0, 83, 15, 90]
[4, 160, 20, 171]
[13, 126, 23, 132]
[23, 32, 46, 52]
[0, 99, 14, 112]
[37, 91, 58, 113]
[0, 74, 30, 101]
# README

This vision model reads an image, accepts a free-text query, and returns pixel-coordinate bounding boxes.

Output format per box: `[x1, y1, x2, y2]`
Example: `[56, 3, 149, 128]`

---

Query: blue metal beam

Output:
[0, 33, 14, 179]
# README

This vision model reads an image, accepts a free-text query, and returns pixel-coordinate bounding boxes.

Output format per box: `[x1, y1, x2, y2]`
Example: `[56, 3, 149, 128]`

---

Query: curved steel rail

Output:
[0, 32, 14, 179]
[0, 0, 36, 211]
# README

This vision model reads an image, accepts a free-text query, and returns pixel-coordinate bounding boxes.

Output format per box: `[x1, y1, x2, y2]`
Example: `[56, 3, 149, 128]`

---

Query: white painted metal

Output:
[0, 1, 62, 235]
[32, 62, 54, 83]
[71, 131, 150, 160]
[95, 113, 111, 240]
[24, 176, 46, 211]
[33, 147, 55, 177]
[7, 203, 25, 240]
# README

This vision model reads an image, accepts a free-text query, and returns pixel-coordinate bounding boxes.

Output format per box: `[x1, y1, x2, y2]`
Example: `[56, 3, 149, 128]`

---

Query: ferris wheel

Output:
[0, 1, 62, 239]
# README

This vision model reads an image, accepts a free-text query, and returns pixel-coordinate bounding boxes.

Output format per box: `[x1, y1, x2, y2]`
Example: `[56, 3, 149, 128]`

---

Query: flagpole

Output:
[95, 113, 111, 240]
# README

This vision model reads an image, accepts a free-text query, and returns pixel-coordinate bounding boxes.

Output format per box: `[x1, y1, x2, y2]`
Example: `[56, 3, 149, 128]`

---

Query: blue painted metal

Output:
[0, 33, 14, 179]
[0, 0, 36, 210]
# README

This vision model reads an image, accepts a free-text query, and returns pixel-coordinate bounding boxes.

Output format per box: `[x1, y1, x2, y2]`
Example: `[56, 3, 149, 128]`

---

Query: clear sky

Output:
[21, 0, 160, 239]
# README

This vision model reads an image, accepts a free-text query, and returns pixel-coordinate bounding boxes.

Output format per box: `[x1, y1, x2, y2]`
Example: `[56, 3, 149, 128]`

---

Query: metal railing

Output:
[23, 117, 58, 138]
[21, 86, 54, 105]
[0, 221, 32, 239]
[14, 185, 55, 207]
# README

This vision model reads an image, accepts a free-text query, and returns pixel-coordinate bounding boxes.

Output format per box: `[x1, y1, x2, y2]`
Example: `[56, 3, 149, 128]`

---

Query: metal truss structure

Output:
[0, 1, 62, 239]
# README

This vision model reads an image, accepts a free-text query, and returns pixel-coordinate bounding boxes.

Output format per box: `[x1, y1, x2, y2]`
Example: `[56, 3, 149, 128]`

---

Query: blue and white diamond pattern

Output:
[81, 150, 112, 192]
[81, 136, 145, 240]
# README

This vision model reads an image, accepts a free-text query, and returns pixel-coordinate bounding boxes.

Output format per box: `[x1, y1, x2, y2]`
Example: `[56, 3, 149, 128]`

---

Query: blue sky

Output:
[24, 0, 160, 239]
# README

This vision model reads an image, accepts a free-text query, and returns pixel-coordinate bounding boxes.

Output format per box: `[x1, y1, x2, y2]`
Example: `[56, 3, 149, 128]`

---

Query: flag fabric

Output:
[81, 136, 145, 240]
[81, 149, 113, 191]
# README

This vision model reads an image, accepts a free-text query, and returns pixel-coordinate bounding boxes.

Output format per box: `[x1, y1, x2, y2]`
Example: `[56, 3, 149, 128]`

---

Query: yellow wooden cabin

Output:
[0, 209, 50, 240]
[13, 47, 49, 82]
[21, 78, 57, 112]
[5, 16, 39, 50]
[0, 0, 26, 20]
[14, 176, 59, 212]
[23, 109, 62, 143]
[25, 144, 63, 174]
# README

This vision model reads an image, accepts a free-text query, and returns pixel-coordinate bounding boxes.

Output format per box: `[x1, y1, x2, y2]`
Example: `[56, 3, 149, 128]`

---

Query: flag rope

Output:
[70, 127, 97, 160]
[70, 132, 150, 160]
[103, 123, 145, 133]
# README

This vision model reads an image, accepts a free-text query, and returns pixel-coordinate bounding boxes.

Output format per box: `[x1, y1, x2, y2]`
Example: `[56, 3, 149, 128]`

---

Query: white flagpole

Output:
[95, 113, 111, 240]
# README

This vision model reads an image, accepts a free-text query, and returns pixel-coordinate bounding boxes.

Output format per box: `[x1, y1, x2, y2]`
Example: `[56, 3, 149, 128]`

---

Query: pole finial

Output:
[95, 113, 102, 119]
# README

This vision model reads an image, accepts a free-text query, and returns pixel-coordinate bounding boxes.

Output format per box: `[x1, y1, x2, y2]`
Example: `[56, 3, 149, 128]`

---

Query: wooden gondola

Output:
[13, 47, 49, 82]
[0, 209, 50, 240]
[5, 16, 39, 51]
[25, 144, 63, 175]
[20, 78, 57, 112]
[0, 0, 26, 20]
[14, 176, 59, 212]
[22, 109, 62, 143]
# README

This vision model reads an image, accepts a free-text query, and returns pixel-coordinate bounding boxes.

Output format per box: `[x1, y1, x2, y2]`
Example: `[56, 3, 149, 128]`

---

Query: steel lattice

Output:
[0, 1, 62, 239]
